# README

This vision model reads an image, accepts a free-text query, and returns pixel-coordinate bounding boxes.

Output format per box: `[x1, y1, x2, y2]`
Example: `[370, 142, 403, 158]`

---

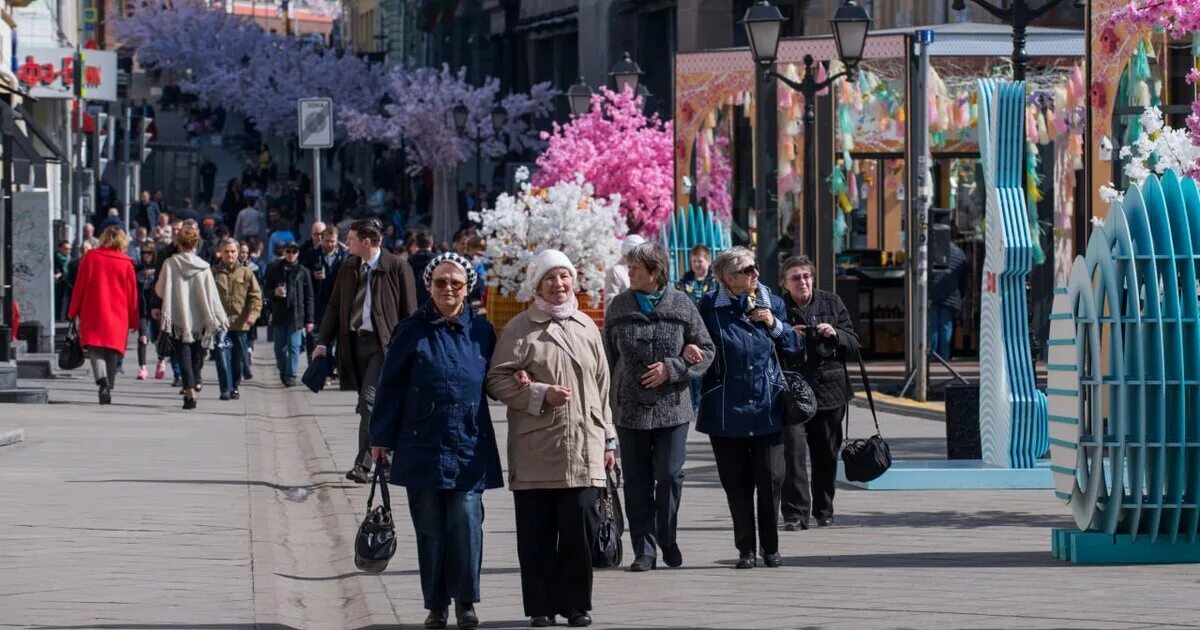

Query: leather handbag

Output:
[840, 354, 892, 482]
[155, 330, 174, 358]
[592, 467, 624, 569]
[354, 459, 397, 573]
[57, 321, 85, 370]
[772, 344, 817, 425]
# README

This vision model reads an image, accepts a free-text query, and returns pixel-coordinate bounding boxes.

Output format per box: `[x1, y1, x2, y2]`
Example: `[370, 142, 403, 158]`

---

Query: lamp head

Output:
[609, 51, 643, 93]
[566, 77, 592, 116]
[830, 0, 872, 69]
[452, 103, 468, 133]
[741, 1, 786, 66]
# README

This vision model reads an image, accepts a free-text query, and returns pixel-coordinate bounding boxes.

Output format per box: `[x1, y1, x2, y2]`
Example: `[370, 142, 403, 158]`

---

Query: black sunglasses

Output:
[433, 278, 467, 291]
[738, 264, 760, 276]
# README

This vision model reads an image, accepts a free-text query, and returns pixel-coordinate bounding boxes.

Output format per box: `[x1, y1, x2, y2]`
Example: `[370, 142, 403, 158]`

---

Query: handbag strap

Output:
[844, 352, 882, 438]
[366, 458, 391, 512]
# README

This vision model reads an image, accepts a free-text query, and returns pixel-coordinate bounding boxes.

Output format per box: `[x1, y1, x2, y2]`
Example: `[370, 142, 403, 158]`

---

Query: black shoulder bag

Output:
[772, 338, 817, 425]
[354, 459, 397, 573]
[840, 354, 892, 482]
[592, 466, 624, 569]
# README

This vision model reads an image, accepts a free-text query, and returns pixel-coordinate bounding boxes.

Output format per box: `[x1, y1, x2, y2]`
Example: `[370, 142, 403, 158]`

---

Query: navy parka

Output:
[696, 285, 805, 438]
[370, 303, 504, 491]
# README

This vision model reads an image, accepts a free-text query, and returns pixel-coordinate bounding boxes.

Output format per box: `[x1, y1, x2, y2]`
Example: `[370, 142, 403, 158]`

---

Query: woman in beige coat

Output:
[487, 249, 616, 629]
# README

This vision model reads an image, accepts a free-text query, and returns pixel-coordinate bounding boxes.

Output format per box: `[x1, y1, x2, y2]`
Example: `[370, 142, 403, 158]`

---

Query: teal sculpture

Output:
[661, 205, 731, 282]
[1047, 169, 1200, 563]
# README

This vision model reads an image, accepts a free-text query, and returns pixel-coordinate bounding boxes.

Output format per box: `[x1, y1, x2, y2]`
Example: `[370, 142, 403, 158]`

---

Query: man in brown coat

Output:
[213, 237, 262, 401]
[314, 218, 418, 482]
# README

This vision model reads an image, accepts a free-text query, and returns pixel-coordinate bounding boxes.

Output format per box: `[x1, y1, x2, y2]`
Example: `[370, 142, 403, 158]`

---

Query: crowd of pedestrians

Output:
[64, 198, 860, 629]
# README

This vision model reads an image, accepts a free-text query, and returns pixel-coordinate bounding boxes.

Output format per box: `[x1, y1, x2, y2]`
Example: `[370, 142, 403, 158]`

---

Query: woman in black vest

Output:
[778, 255, 860, 529]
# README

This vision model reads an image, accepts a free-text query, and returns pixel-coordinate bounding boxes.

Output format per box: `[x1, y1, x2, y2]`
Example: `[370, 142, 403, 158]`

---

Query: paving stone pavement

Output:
[2, 351, 1199, 629]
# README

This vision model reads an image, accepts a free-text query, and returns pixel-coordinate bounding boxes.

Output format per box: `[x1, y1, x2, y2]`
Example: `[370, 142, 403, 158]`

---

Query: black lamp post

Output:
[454, 103, 508, 192]
[609, 51, 643, 94]
[743, 0, 872, 287]
[951, 0, 1086, 81]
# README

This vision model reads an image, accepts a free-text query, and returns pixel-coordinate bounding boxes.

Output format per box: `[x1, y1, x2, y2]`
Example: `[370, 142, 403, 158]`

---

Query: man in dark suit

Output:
[307, 224, 347, 360]
[314, 218, 418, 483]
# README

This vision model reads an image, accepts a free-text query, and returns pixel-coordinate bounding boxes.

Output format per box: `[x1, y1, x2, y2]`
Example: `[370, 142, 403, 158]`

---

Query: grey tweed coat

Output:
[603, 285, 715, 431]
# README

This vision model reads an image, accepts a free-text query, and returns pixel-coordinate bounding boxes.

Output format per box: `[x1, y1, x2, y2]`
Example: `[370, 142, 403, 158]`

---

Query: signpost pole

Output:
[312, 148, 322, 223]
[122, 104, 131, 232]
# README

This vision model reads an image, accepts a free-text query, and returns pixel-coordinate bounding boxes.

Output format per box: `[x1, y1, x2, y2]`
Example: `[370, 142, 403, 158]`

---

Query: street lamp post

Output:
[454, 103, 508, 193]
[951, 0, 1085, 82]
[742, 0, 872, 287]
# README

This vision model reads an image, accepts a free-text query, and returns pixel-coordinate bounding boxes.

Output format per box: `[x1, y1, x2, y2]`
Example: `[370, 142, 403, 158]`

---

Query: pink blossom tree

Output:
[340, 64, 557, 238]
[534, 86, 674, 236]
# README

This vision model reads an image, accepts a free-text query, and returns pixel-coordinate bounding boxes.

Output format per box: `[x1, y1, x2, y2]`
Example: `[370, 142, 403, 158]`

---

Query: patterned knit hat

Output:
[423, 252, 478, 292]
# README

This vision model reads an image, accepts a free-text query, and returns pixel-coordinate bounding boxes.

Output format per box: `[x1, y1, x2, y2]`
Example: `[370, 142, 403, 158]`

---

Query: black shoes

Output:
[735, 553, 756, 569]
[566, 612, 591, 627]
[529, 616, 556, 628]
[629, 555, 656, 572]
[762, 552, 783, 568]
[662, 544, 683, 568]
[172, 377, 182, 387]
[220, 392, 231, 401]
[283, 379, 297, 387]
[784, 518, 810, 531]
[230, 390, 240, 400]
[424, 608, 448, 629]
[182, 396, 197, 410]
[817, 516, 834, 527]
[455, 602, 479, 629]
[97, 379, 111, 405]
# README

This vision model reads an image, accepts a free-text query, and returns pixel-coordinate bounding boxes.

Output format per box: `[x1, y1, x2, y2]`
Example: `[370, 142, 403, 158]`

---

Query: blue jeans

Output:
[272, 325, 303, 382]
[929, 304, 956, 359]
[215, 330, 248, 394]
[406, 489, 485, 611]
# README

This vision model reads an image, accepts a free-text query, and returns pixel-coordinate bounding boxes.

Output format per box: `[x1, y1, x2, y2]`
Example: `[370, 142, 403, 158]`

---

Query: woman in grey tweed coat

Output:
[603, 241, 714, 572]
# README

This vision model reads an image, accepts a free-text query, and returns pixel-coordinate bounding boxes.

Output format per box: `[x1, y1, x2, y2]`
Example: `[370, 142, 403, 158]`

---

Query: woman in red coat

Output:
[67, 226, 139, 404]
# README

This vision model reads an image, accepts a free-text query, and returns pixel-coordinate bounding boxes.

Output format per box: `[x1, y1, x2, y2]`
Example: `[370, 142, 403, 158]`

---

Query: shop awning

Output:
[1, 101, 64, 187]
[871, 22, 1084, 58]
[14, 105, 67, 164]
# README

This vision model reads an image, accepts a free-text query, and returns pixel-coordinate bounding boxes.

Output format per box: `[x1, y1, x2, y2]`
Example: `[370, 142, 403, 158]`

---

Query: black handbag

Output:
[840, 354, 892, 482]
[354, 459, 397, 573]
[772, 344, 816, 425]
[592, 467, 624, 569]
[155, 330, 174, 358]
[57, 321, 85, 370]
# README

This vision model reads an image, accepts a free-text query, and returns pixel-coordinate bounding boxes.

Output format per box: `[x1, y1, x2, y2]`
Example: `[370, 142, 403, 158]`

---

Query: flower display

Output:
[534, 87, 674, 236]
[1100, 106, 1200, 203]
[470, 168, 627, 306]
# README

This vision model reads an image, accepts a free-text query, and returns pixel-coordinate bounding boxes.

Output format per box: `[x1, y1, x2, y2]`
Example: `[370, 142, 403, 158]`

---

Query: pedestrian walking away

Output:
[486, 249, 617, 628]
[603, 241, 714, 572]
[695, 247, 804, 569]
[213, 238, 263, 401]
[314, 218, 418, 484]
[134, 241, 164, 380]
[369, 252, 503, 630]
[779, 255, 860, 529]
[67, 227, 139, 405]
[155, 223, 230, 409]
[264, 242, 314, 386]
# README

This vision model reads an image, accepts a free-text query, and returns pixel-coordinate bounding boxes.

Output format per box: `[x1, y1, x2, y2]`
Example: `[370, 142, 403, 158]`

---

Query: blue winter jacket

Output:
[369, 303, 504, 491]
[696, 285, 804, 438]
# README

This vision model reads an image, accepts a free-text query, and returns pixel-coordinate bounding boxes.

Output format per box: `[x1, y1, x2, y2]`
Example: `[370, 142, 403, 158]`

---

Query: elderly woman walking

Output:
[67, 226, 139, 405]
[696, 246, 804, 569]
[487, 249, 617, 629]
[156, 223, 230, 409]
[603, 242, 713, 571]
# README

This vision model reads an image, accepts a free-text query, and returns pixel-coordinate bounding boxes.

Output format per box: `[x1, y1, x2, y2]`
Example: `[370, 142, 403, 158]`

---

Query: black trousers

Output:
[352, 331, 385, 470]
[512, 488, 599, 618]
[709, 433, 784, 556]
[617, 423, 688, 559]
[781, 419, 812, 523]
[804, 406, 845, 521]
[172, 338, 206, 390]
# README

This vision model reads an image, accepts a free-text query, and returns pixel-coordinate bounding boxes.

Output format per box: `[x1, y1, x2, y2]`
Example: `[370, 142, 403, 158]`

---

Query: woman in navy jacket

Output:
[696, 246, 804, 570]
[370, 252, 503, 630]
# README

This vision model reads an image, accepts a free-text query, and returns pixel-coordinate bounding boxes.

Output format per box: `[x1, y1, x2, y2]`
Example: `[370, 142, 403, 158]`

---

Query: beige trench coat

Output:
[486, 307, 617, 491]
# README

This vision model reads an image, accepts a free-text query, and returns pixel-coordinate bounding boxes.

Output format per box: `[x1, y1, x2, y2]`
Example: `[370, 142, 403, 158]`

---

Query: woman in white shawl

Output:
[156, 223, 229, 409]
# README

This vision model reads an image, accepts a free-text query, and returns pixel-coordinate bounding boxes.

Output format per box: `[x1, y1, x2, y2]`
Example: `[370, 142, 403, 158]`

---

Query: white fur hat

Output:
[521, 249, 577, 300]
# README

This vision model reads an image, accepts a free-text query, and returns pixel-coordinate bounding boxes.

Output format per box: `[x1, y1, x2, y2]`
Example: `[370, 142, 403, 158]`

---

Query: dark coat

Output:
[696, 286, 804, 437]
[407, 249, 436, 307]
[782, 290, 860, 410]
[930, 242, 968, 312]
[603, 286, 714, 430]
[675, 270, 716, 305]
[317, 249, 418, 391]
[307, 245, 348, 326]
[263, 260, 314, 329]
[370, 304, 503, 491]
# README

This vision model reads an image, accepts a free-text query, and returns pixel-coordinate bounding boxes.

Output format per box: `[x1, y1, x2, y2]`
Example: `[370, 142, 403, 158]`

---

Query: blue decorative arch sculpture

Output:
[1048, 169, 1200, 563]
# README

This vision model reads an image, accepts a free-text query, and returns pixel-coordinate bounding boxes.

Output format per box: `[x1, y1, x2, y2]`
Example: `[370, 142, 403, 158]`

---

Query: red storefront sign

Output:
[13, 46, 118, 101]
[16, 55, 103, 92]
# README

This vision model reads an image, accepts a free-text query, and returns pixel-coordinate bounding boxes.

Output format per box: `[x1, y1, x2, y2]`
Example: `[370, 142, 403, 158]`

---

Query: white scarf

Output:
[534, 292, 579, 320]
[157, 252, 230, 348]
